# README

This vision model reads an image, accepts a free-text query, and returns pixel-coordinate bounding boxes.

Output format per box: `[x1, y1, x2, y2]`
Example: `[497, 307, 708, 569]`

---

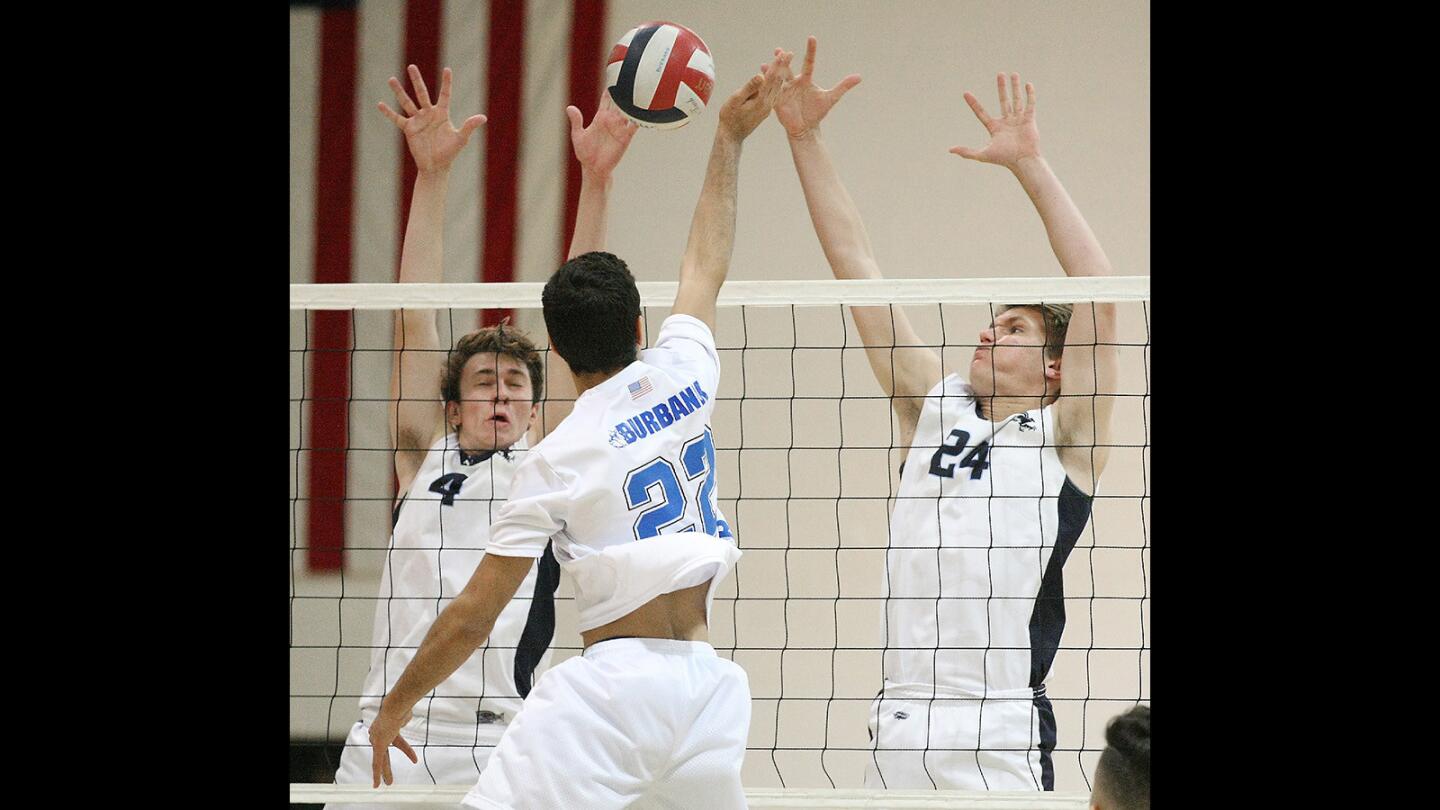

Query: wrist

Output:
[789, 127, 823, 146]
[714, 127, 745, 149]
[786, 127, 820, 144]
[1009, 153, 1047, 176]
[580, 166, 613, 184]
[416, 166, 452, 181]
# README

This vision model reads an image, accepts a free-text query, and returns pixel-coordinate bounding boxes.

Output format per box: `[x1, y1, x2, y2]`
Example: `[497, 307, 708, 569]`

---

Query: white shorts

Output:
[326, 719, 507, 810]
[863, 690, 1057, 791]
[462, 638, 751, 810]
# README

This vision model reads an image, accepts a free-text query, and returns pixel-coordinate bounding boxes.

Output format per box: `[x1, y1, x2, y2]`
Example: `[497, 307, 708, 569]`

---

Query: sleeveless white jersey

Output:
[884, 373, 1092, 699]
[359, 433, 559, 741]
[486, 314, 741, 632]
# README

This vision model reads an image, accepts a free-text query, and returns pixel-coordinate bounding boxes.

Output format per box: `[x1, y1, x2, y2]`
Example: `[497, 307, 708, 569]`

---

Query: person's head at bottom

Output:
[543, 250, 643, 378]
[1091, 704, 1149, 810]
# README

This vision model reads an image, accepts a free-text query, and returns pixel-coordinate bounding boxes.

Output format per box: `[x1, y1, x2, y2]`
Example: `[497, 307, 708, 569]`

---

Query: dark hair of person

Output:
[542, 251, 642, 374]
[1094, 704, 1150, 810]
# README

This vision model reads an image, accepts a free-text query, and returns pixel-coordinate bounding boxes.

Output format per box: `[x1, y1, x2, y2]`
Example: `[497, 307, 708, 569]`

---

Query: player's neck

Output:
[572, 369, 624, 396]
[977, 394, 1049, 422]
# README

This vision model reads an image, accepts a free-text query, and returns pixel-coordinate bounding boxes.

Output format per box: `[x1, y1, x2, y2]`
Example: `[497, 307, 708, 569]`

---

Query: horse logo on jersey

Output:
[608, 429, 628, 448]
[1016, 413, 1036, 432]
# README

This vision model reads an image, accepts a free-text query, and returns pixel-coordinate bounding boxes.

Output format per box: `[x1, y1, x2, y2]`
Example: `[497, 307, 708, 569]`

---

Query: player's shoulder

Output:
[641, 314, 720, 377]
[655, 312, 716, 343]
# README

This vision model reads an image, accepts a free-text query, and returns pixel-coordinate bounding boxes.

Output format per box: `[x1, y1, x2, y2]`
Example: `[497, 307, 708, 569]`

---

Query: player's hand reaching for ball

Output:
[770, 37, 861, 140]
[567, 95, 639, 179]
[949, 72, 1042, 170]
[368, 704, 418, 788]
[717, 49, 790, 143]
[379, 65, 487, 175]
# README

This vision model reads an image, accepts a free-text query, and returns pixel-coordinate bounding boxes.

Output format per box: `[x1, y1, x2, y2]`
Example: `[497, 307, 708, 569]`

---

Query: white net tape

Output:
[289, 276, 1150, 309]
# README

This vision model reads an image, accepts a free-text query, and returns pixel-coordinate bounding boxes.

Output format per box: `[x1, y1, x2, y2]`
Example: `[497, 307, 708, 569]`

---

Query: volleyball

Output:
[605, 21, 715, 130]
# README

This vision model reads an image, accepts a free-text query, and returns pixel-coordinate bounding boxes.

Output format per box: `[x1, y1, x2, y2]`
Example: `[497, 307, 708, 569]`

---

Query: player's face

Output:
[969, 307, 1060, 399]
[451, 352, 538, 450]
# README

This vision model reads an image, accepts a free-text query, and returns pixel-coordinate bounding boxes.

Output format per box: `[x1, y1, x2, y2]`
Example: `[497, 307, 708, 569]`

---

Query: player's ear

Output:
[1045, 353, 1062, 381]
[634, 315, 644, 346]
[445, 400, 462, 429]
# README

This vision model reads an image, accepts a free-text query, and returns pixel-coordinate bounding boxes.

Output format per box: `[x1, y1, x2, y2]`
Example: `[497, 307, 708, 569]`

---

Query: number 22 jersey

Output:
[484, 314, 741, 632]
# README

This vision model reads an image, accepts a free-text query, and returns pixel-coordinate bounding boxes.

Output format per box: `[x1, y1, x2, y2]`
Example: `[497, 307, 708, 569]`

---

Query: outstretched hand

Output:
[567, 95, 639, 179]
[949, 72, 1041, 169]
[379, 65, 487, 174]
[717, 49, 791, 142]
[770, 36, 861, 140]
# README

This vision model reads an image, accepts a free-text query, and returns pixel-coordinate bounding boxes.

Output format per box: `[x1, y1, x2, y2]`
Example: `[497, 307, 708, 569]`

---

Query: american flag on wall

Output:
[290, 0, 608, 571]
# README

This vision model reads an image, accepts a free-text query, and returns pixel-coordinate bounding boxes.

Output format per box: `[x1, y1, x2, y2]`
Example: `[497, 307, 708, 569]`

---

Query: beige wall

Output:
[291, 0, 1149, 792]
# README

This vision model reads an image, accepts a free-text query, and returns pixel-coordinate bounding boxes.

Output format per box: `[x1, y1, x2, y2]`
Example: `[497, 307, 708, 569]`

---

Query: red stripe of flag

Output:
[307, 5, 358, 572]
[481, 0, 524, 327]
[563, 0, 608, 262]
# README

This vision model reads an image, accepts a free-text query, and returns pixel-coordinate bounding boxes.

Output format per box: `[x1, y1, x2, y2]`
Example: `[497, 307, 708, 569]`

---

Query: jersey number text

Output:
[929, 429, 991, 480]
[623, 428, 733, 541]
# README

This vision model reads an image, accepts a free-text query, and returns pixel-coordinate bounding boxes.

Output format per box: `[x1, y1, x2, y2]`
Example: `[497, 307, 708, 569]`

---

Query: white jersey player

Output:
[326, 65, 638, 808]
[773, 40, 1120, 790]
[366, 54, 789, 810]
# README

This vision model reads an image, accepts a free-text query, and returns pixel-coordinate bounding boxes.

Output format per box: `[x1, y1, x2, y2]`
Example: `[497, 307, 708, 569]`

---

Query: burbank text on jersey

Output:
[608, 380, 710, 448]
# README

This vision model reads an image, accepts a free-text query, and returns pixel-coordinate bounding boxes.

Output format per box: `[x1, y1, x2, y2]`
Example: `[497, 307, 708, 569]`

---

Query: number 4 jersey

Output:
[885, 373, 1093, 699]
[485, 314, 741, 633]
[359, 432, 560, 739]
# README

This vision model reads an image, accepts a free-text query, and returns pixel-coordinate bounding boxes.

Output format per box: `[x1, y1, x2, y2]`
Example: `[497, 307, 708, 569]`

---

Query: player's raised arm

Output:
[379, 65, 487, 490]
[670, 50, 789, 331]
[533, 98, 642, 441]
[778, 37, 942, 448]
[950, 73, 1119, 490]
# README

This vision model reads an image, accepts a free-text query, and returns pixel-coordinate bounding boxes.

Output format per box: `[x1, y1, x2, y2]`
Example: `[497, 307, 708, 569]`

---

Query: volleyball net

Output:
[289, 277, 1149, 807]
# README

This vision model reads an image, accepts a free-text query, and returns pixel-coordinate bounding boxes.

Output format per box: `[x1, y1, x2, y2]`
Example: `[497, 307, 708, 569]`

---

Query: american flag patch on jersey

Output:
[628, 377, 653, 400]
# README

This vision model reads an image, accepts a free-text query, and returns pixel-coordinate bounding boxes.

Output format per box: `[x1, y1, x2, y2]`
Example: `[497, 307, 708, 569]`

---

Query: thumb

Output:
[948, 145, 981, 160]
[395, 734, 419, 764]
[459, 114, 487, 141]
[830, 74, 862, 102]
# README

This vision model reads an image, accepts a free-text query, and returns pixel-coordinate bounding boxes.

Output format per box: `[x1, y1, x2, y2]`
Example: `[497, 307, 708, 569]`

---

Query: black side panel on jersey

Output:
[512, 540, 562, 698]
[1027, 478, 1093, 688]
[1033, 691, 1057, 790]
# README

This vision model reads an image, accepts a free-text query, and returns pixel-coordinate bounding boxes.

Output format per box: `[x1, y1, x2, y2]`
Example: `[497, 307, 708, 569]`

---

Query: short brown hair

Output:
[999, 303, 1073, 359]
[440, 321, 544, 405]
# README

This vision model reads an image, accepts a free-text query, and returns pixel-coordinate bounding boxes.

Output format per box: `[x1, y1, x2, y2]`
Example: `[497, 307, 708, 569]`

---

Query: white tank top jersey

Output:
[359, 433, 560, 740]
[485, 314, 741, 633]
[884, 373, 1093, 700]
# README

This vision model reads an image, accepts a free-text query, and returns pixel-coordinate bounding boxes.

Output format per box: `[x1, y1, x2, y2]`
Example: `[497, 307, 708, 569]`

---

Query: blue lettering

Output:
[629, 416, 649, 437]
[640, 411, 661, 434]
[617, 422, 638, 443]
[668, 395, 690, 418]
[655, 403, 674, 427]
[693, 381, 710, 406]
[679, 388, 701, 413]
